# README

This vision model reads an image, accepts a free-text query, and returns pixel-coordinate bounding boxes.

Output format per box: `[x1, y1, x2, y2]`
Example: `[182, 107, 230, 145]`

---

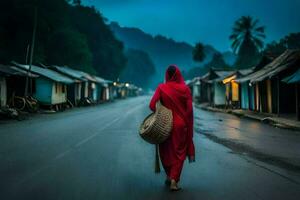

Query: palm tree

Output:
[230, 16, 266, 68]
[230, 16, 265, 53]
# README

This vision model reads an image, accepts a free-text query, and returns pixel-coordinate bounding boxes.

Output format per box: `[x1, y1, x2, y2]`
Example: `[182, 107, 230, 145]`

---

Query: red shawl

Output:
[150, 65, 195, 164]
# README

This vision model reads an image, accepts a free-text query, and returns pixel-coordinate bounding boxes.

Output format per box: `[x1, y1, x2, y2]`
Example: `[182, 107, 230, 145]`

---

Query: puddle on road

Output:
[197, 130, 300, 174]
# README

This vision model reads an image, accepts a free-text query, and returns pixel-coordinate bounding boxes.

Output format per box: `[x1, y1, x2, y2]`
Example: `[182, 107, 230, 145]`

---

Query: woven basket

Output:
[139, 101, 173, 144]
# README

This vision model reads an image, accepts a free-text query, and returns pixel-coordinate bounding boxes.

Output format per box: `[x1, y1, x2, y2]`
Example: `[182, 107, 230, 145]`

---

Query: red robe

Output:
[149, 65, 195, 181]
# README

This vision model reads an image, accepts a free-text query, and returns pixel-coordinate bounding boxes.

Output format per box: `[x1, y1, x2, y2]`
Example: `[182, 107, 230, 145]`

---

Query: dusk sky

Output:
[82, 0, 300, 52]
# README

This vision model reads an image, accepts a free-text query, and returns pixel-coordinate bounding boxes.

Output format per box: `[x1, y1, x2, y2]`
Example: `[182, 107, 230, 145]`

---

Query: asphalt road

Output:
[0, 96, 300, 200]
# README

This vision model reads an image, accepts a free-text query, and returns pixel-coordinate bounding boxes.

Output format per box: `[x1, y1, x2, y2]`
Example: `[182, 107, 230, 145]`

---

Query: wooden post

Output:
[277, 77, 280, 117]
[296, 84, 299, 121]
[25, 6, 38, 96]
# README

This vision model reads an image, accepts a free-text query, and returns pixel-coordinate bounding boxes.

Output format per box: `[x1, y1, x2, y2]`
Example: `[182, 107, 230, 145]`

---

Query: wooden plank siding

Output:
[255, 83, 260, 111]
[0, 77, 7, 107]
[267, 79, 272, 113]
[34, 78, 67, 105]
[296, 84, 300, 120]
[213, 82, 226, 106]
[241, 82, 249, 109]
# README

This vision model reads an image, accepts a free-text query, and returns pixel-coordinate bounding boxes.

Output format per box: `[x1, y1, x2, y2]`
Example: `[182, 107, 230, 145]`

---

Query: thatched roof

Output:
[236, 50, 300, 83]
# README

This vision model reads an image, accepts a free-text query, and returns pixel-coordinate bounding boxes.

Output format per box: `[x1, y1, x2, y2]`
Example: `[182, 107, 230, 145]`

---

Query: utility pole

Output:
[25, 5, 37, 96]
[25, 44, 30, 65]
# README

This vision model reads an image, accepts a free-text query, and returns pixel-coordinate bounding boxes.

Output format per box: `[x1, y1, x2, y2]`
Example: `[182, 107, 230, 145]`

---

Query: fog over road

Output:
[0, 96, 299, 200]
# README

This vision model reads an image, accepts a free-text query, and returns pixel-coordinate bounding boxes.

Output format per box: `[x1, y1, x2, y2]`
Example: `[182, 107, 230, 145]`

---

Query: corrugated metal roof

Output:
[201, 70, 228, 83]
[93, 76, 112, 84]
[236, 50, 300, 83]
[239, 68, 254, 75]
[211, 71, 236, 83]
[0, 64, 39, 77]
[282, 68, 300, 83]
[185, 80, 192, 85]
[79, 71, 97, 82]
[187, 77, 201, 86]
[53, 65, 114, 85]
[215, 71, 234, 78]
[12, 62, 74, 84]
[93, 76, 109, 87]
[52, 65, 87, 81]
[93, 76, 106, 83]
[235, 71, 257, 83]
[201, 72, 210, 80]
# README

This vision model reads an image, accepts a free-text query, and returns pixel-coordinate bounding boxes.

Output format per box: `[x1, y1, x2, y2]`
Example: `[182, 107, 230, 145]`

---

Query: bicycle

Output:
[8, 95, 39, 113]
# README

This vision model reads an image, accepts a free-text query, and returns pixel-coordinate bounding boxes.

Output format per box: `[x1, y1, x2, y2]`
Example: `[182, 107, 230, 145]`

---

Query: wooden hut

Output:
[78, 72, 98, 102]
[187, 78, 201, 103]
[249, 50, 300, 118]
[50, 65, 87, 106]
[236, 50, 300, 119]
[222, 69, 253, 109]
[235, 56, 275, 111]
[199, 69, 234, 106]
[12, 62, 74, 107]
[200, 69, 224, 104]
[210, 71, 235, 107]
[282, 68, 300, 120]
[127, 84, 139, 97]
[93, 76, 114, 102]
[0, 74, 6, 107]
[0, 64, 38, 107]
[113, 82, 128, 99]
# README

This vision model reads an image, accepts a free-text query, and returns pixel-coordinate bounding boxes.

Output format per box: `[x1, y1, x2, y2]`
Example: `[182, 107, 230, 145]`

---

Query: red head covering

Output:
[159, 65, 189, 122]
[162, 65, 188, 97]
[165, 65, 185, 84]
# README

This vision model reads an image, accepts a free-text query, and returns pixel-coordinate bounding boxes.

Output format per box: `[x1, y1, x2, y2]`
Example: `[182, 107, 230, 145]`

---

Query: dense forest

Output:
[0, 0, 127, 80]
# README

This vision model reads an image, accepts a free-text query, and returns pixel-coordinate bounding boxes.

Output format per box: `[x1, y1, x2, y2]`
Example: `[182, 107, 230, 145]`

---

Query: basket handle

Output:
[155, 100, 161, 110]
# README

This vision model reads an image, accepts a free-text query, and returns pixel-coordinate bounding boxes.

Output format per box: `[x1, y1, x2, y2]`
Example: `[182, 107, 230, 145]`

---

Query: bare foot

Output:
[170, 179, 181, 191]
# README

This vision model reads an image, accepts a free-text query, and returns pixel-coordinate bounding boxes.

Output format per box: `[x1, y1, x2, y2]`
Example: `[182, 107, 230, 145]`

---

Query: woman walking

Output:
[149, 65, 195, 191]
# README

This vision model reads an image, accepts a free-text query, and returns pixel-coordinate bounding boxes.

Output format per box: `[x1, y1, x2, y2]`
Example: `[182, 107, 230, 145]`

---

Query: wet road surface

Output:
[195, 107, 300, 171]
[0, 96, 300, 200]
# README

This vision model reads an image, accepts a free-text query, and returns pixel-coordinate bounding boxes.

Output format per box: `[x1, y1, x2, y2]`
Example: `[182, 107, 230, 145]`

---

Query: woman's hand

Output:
[188, 155, 195, 163]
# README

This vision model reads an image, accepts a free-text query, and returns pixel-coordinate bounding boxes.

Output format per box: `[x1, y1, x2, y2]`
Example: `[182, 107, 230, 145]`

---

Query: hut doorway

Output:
[279, 82, 296, 119]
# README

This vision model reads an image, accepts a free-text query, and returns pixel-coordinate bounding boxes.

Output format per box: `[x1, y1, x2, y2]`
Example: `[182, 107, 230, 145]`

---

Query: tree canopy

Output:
[264, 32, 300, 56]
[0, 0, 126, 79]
[230, 16, 265, 69]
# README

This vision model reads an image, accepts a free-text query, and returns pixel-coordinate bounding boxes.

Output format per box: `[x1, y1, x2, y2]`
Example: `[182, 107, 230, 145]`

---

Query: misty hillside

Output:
[110, 22, 220, 74]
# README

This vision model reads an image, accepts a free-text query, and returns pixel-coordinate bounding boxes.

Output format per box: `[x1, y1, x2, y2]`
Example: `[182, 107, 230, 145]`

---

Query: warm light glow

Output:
[125, 83, 130, 87]
[113, 82, 117, 86]
[232, 81, 239, 101]
[222, 75, 237, 84]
